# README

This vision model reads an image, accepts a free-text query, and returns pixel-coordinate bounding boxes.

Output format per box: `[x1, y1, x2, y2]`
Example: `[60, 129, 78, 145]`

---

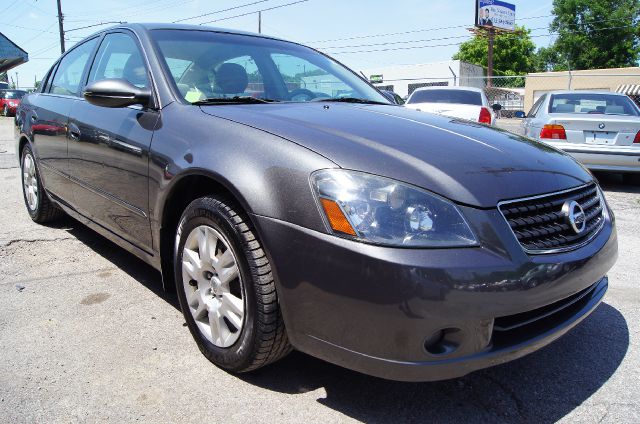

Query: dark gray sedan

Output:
[15, 24, 617, 381]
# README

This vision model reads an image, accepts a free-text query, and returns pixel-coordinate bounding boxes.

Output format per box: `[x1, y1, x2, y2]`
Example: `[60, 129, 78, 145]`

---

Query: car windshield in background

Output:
[3, 90, 26, 99]
[407, 89, 482, 105]
[549, 93, 639, 116]
[150, 30, 389, 105]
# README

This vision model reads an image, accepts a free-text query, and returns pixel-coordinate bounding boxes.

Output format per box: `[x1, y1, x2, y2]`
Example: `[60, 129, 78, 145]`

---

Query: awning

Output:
[0, 32, 28, 73]
[616, 84, 640, 96]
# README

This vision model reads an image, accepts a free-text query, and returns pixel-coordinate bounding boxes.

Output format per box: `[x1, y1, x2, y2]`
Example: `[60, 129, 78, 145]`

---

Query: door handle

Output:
[30, 114, 37, 123]
[68, 122, 81, 141]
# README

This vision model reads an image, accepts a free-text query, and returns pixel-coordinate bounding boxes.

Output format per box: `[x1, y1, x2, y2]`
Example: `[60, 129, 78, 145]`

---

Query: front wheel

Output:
[174, 196, 291, 372]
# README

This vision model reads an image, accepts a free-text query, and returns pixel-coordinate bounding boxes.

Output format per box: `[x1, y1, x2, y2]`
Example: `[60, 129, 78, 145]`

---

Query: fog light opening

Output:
[424, 328, 461, 356]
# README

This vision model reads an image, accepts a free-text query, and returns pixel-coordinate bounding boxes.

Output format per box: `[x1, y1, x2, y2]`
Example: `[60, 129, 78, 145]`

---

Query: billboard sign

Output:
[476, 0, 516, 32]
[369, 74, 383, 84]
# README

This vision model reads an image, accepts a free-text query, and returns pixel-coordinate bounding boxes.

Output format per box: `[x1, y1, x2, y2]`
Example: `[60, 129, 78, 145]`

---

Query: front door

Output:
[67, 31, 158, 252]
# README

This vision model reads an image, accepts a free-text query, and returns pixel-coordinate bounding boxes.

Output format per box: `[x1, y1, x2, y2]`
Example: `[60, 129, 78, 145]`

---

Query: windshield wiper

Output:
[315, 97, 389, 105]
[192, 96, 279, 105]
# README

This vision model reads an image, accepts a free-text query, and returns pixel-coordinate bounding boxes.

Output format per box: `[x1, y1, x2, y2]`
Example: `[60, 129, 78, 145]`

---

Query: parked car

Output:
[404, 86, 496, 125]
[1, 89, 27, 116]
[16, 23, 617, 382]
[522, 91, 640, 175]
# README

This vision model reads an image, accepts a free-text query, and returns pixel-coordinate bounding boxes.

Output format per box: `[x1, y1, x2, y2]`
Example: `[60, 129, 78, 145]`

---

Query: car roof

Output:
[545, 90, 628, 96]
[95, 22, 286, 42]
[412, 86, 484, 93]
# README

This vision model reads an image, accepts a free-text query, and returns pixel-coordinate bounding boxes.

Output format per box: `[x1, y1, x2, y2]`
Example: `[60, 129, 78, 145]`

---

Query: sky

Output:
[1, 0, 555, 88]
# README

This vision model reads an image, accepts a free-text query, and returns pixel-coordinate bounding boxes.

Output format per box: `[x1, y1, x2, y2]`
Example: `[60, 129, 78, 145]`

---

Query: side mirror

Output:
[83, 78, 151, 108]
[380, 90, 397, 104]
[491, 103, 502, 111]
[514, 111, 526, 119]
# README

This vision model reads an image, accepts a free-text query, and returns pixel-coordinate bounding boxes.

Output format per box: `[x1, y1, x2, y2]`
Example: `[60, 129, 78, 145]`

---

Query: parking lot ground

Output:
[1, 116, 639, 423]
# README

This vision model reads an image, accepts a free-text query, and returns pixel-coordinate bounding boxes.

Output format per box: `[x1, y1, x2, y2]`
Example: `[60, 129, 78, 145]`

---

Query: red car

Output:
[0, 89, 27, 117]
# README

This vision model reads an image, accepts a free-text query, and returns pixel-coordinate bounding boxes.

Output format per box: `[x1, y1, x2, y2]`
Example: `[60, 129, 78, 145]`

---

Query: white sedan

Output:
[404, 86, 495, 125]
[522, 91, 640, 175]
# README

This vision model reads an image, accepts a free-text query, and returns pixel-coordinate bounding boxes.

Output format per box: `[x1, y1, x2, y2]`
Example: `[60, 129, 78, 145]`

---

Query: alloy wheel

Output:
[22, 152, 39, 211]
[181, 225, 245, 348]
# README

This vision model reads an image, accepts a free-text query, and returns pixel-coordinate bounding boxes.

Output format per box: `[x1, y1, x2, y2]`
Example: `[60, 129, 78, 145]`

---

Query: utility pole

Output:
[258, 11, 262, 33]
[15, 72, 19, 89]
[486, 28, 495, 87]
[56, 0, 65, 54]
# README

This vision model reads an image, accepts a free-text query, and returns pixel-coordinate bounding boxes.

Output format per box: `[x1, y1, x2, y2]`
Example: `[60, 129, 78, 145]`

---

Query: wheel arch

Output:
[158, 170, 257, 292]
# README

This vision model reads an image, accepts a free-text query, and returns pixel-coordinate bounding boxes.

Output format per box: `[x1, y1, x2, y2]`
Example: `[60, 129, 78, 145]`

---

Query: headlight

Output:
[311, 169, 478, 247]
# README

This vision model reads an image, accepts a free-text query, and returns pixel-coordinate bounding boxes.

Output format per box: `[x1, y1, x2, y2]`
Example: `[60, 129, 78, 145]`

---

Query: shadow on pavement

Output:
[49, 216, 180, 311]
[240, 303, 627, 423]
[593, 171, 640, 194]
[48, 212, 628, 423]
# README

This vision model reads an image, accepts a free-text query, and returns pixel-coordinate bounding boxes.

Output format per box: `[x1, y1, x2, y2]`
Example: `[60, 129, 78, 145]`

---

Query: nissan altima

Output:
[15, 24, 617, 381]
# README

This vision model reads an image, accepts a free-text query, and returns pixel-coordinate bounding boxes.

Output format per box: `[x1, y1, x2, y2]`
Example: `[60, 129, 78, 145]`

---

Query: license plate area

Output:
[584, 131, 616, 145]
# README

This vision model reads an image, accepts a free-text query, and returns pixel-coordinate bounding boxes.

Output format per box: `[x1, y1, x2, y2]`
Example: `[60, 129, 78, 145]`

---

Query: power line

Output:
[198, 0, 310, 25]
[65, 21, 124, 33]
[173, 0, 271, 23]
[326, 24, 639, 55]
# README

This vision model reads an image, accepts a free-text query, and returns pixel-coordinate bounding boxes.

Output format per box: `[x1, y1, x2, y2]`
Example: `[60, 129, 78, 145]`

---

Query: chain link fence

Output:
[374, 72, 640, 118]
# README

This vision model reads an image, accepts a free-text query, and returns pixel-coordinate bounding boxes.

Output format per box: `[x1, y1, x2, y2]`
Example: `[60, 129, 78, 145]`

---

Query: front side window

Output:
[88, 32, 150, 89]
[407, 89, 482, 105]
[549, 93, 639, 116]
[150, 30, 389, 105]
[50, 37, 98, 96]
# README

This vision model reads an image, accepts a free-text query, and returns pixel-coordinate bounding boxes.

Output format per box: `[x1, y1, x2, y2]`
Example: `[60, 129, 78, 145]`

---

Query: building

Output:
[524, 67, 640, 111]
[0, 32, 28, 79]
[361, 60, 485, 98]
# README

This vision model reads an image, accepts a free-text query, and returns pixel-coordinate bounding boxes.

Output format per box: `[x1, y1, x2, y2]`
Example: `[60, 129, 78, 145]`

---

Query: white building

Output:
[361, 60, 485, 98]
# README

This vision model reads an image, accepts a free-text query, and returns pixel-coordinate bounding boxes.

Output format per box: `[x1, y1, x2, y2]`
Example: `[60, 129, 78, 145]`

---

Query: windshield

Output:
[3, 90, 26, 99]
[407, 89, 482, 106]
[150, 30, 389, 105]
[549, 93, 639, 116]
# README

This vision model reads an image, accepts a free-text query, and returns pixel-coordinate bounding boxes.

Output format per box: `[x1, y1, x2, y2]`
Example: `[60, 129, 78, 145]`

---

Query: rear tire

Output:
[20, 145, 64, 223]
[174, 196, 291, 372]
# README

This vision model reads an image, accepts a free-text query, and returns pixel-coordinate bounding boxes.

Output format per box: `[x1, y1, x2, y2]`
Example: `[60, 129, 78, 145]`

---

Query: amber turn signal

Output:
[319, 198, 357, 236]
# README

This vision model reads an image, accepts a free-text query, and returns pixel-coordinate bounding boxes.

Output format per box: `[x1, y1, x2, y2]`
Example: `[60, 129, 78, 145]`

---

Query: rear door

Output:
[67, 31, 158, 251]
[28, 37, 99, 203]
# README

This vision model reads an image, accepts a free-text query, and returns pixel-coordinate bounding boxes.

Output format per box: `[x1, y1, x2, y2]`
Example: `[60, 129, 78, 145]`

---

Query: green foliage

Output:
[542, 0, 640, 70]
[453, 26, 538, 75]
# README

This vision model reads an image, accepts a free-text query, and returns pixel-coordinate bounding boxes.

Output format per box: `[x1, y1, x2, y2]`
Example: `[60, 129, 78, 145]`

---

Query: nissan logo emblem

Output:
[598, 123, 606, 129]
[562, 201, 586, 234]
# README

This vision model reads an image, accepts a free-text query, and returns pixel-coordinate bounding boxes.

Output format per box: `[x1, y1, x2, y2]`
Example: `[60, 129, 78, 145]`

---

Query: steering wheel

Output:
[289, 88, 316, 102]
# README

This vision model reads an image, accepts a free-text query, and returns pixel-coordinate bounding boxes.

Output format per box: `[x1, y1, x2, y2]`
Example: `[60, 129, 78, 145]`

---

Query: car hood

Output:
[200, 103, 592, 208]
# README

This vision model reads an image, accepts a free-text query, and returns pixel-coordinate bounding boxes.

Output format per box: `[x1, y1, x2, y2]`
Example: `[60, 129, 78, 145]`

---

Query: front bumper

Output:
[543, 141, 640, 173]
[253, 203, 617, 381]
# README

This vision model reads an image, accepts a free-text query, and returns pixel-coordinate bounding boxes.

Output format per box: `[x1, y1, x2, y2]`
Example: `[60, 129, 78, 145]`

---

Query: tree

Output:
[453, 26, 538, 76]
[543, 0, 640, 70]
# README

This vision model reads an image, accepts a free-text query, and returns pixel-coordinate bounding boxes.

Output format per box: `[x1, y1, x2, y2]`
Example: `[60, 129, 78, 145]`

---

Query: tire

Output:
[174, 196, 291, 372]
[20, 145, 64, 223]
[2, 105, 7, 117]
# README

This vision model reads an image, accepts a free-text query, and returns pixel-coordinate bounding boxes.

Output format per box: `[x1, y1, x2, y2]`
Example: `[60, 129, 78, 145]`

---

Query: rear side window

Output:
[528, 94, 546, 118]
[407, 89, 482, 105]
[88, 32, 150, 89]
[549, 93, 639, 116]
[50, 37, 99, 96]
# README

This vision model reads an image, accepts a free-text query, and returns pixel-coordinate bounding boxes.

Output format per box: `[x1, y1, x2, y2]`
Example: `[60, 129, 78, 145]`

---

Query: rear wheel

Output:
[174, 196, 291, 372]
[21, 145, 64, 223]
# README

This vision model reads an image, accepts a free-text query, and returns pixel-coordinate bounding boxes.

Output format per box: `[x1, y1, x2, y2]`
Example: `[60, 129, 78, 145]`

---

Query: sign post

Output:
[473, 0, 516, 87]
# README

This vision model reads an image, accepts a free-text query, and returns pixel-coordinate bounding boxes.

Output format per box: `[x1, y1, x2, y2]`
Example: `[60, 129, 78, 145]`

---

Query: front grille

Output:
[499, 183, 604, 253]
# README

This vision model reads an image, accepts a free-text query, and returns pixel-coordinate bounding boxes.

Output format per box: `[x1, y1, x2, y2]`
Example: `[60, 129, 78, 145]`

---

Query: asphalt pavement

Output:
[1, 116, 639, 423]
